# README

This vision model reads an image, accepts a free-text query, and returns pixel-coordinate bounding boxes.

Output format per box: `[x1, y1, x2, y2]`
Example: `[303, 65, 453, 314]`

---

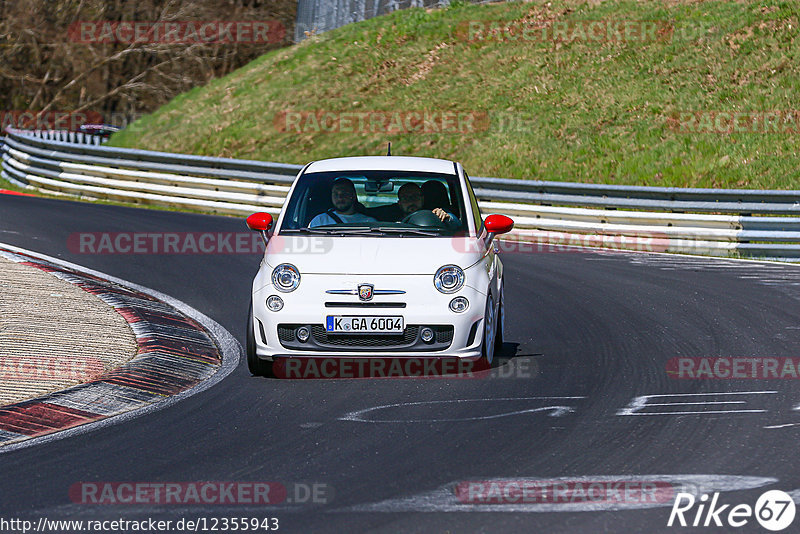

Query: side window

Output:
[464, 172, 483, 234]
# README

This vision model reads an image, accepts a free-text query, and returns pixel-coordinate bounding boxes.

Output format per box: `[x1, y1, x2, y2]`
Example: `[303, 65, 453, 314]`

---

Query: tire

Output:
[247, 301, 273, 377]
[494, 290, 504, 355]
[480, 295, 496, 367]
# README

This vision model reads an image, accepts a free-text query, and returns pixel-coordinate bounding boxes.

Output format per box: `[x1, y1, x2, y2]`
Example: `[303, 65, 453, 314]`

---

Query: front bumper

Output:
[276, 324, 455, 352]
[251, 273, 487, 360]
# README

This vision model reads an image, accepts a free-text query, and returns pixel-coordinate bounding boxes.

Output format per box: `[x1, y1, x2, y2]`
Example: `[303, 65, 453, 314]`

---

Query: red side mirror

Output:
[484, 214, 514, 235]
[246, 212, 273, 232]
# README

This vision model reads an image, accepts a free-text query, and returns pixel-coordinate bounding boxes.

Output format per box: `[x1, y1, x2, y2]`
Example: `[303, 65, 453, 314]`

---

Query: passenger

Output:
[308, 178, 377, 227]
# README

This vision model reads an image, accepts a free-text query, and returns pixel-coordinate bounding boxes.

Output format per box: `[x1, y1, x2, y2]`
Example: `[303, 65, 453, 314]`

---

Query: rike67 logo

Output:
[668, 490, 796, 531]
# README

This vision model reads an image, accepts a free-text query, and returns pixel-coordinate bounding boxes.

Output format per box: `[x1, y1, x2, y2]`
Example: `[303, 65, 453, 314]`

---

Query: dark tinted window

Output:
[279, 170, 467, 235]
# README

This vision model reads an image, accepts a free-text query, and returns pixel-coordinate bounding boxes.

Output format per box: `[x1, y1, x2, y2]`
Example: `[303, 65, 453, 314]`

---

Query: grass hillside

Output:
[109, 0, 800, 189]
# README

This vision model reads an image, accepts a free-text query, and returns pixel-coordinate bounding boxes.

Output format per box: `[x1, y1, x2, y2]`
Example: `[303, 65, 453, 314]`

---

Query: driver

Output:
[397, 182, 424, 217]
[308, 177, 377, 227]
[398, 183, 459, 228]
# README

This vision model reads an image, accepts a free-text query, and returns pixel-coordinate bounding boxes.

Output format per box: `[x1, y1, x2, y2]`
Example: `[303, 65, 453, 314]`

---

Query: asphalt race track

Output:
[3, 193, 800, 533]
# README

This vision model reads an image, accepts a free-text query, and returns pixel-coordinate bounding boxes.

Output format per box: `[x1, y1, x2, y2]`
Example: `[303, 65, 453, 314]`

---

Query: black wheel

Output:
[479, 295, 496, 367]
[494, 290, 504, 355]
[247, 301, 273, 377]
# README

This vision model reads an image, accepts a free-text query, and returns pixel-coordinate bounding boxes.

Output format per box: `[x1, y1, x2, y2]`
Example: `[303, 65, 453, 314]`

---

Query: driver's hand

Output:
[432, 208, 450, 222]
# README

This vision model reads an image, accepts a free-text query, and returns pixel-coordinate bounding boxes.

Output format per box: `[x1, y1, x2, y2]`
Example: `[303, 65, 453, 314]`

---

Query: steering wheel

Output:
[401, 210, 447, 228]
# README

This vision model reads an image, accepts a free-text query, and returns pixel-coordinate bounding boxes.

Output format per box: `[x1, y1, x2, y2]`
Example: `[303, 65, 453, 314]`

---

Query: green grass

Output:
[107, 0, 800, 189]
[0, 172, 30, 195]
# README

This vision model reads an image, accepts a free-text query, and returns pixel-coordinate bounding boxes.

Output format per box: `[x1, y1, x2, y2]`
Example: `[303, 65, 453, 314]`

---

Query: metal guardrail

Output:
[9, 129, 108, 146]
[3, 127, 800, 260]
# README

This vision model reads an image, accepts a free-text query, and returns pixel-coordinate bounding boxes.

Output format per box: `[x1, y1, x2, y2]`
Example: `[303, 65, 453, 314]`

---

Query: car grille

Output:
[324, 302, 406, 308]
[277, 324, 454, 351]
[435, 328, 454, 344]
[278, 325, 297, 343]
[310, 325, 418, 347]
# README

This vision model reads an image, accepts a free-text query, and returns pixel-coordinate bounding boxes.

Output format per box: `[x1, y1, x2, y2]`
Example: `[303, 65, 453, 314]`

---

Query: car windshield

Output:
[278, 170, 468, 236]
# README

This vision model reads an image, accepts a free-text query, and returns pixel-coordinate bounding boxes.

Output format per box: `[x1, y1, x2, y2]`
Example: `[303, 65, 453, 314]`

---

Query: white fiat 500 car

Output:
[245, 156, 514, 376]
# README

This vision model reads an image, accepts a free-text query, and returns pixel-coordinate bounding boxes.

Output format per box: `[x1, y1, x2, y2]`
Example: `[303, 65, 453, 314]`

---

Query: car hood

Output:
[265, 235, 484, 275]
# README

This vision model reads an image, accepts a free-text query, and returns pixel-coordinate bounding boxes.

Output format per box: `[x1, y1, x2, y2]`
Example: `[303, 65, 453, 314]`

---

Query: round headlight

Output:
[434, 265, 465, 294]
[271, 264, 300, 292]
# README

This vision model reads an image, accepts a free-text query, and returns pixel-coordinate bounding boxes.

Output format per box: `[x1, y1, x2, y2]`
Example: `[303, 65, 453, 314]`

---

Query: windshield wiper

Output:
[372, 227, 445, 236]
[281, 227, 444, 237]
[281, 227, 372, 235]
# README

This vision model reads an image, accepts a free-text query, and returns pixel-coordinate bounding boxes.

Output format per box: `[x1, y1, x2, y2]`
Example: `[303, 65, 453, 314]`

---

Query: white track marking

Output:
[340, 397, 585, 423]
[623, 410, 767, 416]
[623, 255, 800, 293]
[644, 401, 746, 406]
[763, 403, 800, 429]
[617, 391, 777, 416]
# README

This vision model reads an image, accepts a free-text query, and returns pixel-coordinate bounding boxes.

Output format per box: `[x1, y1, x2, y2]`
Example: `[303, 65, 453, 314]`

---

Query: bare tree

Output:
[0, 0, 296, 129]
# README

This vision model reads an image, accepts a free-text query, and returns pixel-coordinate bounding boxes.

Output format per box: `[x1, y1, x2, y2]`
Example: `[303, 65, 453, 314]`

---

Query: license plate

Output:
[326, 315, 404, 334]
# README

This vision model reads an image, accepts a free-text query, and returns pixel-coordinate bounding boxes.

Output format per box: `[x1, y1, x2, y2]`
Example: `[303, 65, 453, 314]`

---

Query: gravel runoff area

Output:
[0, 255, 137, 406]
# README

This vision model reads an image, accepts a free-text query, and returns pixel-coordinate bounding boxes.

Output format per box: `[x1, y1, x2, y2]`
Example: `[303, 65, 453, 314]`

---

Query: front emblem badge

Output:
[358, 284, 374, 301]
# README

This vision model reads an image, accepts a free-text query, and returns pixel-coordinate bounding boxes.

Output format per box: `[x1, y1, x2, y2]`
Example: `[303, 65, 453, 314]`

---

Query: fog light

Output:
[266, 295, 283, 312]
[449, 296, 469, 313]
[420, 327, 435, 343]
[296, 326, 310, 342]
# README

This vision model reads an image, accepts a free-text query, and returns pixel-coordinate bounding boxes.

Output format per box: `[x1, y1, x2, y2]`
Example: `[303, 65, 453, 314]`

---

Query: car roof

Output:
[304, 156, 458, 175]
